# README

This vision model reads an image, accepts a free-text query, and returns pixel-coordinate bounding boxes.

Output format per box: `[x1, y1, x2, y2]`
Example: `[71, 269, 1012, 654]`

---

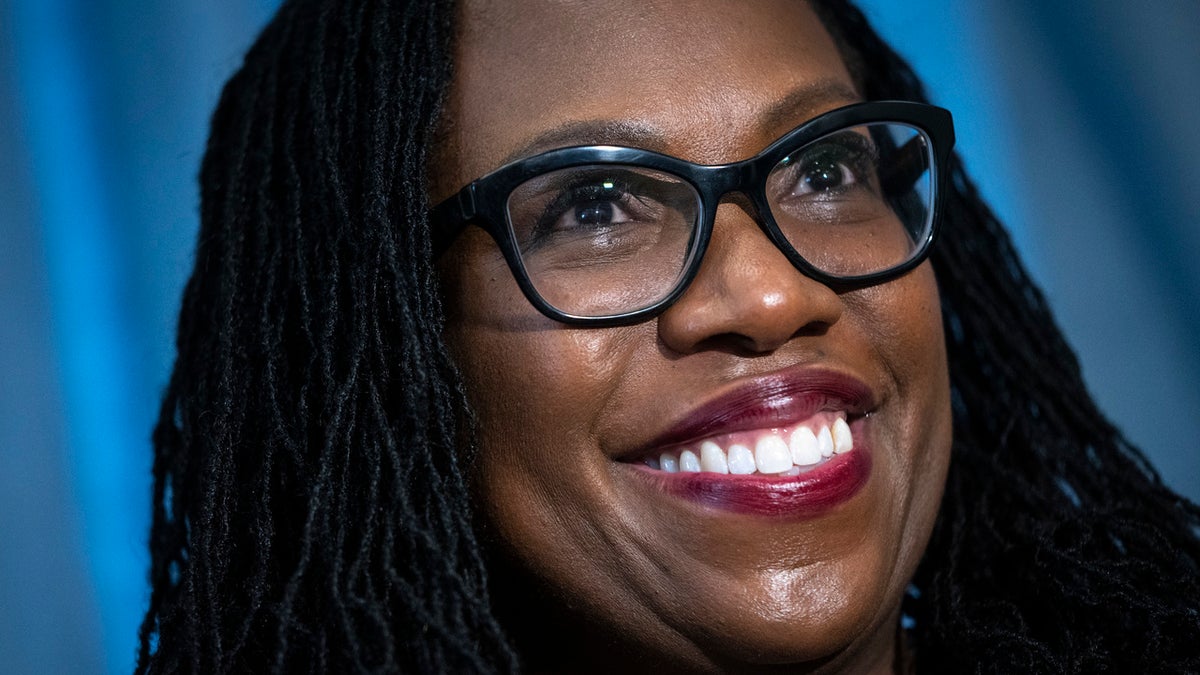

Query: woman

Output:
[137, 0, 1200, 672]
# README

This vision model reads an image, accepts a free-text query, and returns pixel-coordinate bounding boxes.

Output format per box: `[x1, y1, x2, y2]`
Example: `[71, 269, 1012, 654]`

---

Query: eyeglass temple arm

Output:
[879, 136, 928, 196]
[429, 185, 478, 258]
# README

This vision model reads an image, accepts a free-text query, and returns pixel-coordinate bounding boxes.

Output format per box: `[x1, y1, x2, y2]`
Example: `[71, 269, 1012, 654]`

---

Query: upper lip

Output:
[630, 366, 878, 456]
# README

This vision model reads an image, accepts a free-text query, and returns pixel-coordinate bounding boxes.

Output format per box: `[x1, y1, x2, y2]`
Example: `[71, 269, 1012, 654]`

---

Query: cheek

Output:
[439, 235, 643, 531]
[847, 263, 948, 421]
[439, 228, 647, 439]
[848, 264, 945, 361]
[849, 262, 952, 560]
[444, 315, 656, 632]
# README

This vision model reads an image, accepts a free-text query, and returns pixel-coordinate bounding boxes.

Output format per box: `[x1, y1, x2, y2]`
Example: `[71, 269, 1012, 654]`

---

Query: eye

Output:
[575, 200, 613, 226]
[507, 165, 699, 255]
[793, 156, 857, 194]
[529, 172, 669, 243]
[554, 181, 633, 231]
[776, 133, 878, 199]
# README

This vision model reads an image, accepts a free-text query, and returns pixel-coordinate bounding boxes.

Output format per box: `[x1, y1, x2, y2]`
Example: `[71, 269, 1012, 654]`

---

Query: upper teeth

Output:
[651, 417, 854, 476]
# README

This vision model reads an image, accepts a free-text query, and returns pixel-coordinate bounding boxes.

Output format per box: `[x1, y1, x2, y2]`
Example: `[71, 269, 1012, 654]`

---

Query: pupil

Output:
[576, 200, 613, 225]
[804, 159, 844, 191]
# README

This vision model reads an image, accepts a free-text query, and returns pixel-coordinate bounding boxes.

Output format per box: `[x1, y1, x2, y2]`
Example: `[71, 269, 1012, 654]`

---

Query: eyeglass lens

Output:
[503, 122, 934, 319]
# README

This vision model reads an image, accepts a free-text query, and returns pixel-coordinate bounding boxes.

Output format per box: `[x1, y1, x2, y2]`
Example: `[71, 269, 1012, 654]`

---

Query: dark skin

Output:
[433, 1, 952, 672]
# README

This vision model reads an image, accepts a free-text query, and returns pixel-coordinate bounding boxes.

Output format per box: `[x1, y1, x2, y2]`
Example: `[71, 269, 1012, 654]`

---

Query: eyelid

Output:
[522, 166, 682, 198]
[772, 132, 880, 193]
[532, 171, 674, 226]
[787, 131, 879, 166]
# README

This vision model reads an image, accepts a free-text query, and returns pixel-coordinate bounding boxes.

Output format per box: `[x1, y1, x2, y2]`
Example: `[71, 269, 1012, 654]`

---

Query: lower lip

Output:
[627, 450, 871, 518]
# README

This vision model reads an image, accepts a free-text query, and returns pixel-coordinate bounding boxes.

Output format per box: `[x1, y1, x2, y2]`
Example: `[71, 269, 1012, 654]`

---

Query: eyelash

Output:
[529, 172, 672, 241]
[780, 135, 879, 192]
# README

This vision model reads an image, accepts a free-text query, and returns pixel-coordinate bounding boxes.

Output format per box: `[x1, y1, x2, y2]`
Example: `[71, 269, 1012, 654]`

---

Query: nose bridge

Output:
[693, 158, 772, 255]
[682, 151, 805, 301]
[709, 194, 783, 273]
[698, 155, 766, 211]
[657, 163, 842, 354]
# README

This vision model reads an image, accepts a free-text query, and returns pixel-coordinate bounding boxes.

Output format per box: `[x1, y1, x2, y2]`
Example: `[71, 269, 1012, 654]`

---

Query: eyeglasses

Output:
[431, 101, 955, 326]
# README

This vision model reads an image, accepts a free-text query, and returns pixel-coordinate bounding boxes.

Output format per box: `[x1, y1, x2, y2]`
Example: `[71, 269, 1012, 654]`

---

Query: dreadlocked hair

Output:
[136, 0, 517, 672]
[812, 2, 1200, 672]
[139, 0, 1200, 672]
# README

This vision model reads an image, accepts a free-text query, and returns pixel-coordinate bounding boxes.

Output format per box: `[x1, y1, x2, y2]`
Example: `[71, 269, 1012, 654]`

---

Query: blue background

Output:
[1, 1, 1196, 672]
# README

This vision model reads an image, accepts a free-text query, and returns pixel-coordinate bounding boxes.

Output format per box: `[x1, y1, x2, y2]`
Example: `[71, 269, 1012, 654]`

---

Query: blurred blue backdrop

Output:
[1, 1, 1196, 672]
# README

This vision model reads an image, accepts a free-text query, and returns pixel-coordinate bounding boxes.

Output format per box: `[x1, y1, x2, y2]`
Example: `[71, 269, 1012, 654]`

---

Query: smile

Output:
[642, 413, 855, 476]
[619, 367, 877, 517]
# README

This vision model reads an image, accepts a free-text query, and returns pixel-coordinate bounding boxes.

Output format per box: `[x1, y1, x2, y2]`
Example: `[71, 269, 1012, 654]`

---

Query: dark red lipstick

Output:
[633, 449, 871, 517]
[641, 367, 876, 451]
[624, 367, 878, 517]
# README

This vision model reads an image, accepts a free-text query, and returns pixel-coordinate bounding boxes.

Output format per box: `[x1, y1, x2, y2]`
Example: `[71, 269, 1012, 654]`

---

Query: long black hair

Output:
[137, 0, 1200, 672]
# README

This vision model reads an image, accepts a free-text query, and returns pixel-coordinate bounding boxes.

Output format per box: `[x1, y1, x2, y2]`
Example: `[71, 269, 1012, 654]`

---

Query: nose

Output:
[656, 201, 843, 354]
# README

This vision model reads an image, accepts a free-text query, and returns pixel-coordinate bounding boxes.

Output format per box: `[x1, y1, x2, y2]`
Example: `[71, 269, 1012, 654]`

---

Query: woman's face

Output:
[434, 1, 953, 671]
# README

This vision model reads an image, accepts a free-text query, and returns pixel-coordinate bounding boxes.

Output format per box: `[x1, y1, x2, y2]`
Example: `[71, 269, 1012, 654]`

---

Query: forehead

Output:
[436, 0, 858, 196]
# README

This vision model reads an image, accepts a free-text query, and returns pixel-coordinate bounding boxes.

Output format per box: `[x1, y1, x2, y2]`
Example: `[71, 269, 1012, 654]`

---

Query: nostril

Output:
[686, 331, 798, 358]
[735, 317, 836, 355]
[661, 302, 838, 357]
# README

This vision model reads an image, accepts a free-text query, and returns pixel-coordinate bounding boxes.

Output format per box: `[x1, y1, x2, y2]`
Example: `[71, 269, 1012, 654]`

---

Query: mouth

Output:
[639, 412, 857, 477]
[617, 367, 877, 517]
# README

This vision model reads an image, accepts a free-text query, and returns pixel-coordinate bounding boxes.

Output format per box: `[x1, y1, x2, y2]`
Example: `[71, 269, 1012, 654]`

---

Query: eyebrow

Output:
[499, 79, 863, 166]
[499, 119, 667, 166]
[758, 79, 862, 138]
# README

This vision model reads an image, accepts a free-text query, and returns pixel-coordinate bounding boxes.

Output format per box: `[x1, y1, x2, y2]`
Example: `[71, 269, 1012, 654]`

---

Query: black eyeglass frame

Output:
[431, 100, 956, 327]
